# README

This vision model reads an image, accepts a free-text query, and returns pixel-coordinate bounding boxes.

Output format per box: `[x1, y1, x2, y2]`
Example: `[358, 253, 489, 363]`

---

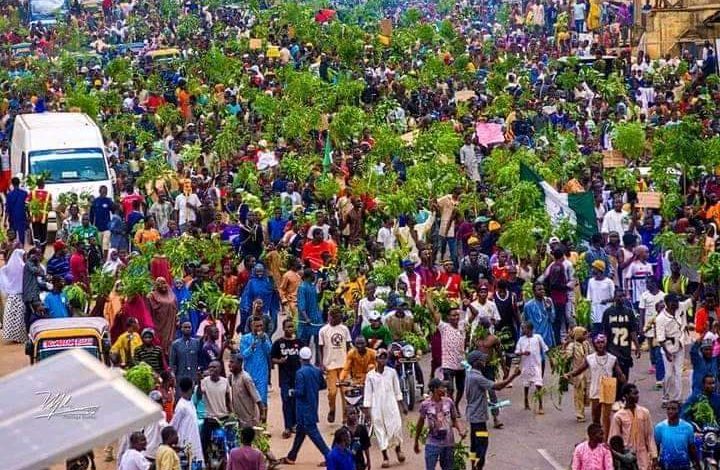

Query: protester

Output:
[571, 423, 614, 470]
[362, 348, 406, 467]
[608, 384, 658, 470]
[654, 401, 699, 470]
[282, 347, 331, 466]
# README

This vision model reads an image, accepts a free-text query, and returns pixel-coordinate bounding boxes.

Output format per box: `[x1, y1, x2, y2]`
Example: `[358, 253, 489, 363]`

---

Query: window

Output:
[29, 148, 108, 183]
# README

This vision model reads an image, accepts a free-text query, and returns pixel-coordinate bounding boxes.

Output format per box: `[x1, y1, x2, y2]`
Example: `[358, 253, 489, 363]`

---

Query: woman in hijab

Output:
[148, 277, 177, 353]
[239, 263, 281, 335]
[150, 251, 173, 286]
[102, 248, 125, 276]
[105, 280, 125, 341]
[173, 278, 192, 338]
[1, 249, 26, 342]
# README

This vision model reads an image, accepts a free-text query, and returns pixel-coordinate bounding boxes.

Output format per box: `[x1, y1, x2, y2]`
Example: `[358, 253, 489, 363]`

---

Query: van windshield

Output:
[29, 148, 108, 183]
[30, 0, 66, 18]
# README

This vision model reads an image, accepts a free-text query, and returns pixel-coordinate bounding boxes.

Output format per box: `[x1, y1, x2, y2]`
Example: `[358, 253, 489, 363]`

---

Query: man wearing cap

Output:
[362, 311, 393, 350]
[690, 336, 719, 395]
[587, 259, 615, 335]
[363, 348, 406, 468]
[282, 346, 331, 465]
[465, 350, 520, 470]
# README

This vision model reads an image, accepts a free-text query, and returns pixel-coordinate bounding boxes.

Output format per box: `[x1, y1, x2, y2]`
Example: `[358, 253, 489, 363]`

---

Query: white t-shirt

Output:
[118, 449, 150, 470]
[587, 277, 615, 324]
[600, 210, 630, 236]
[318, 323, 352, 369]
[624, 260, 654, 304]
[515, 334, 548, 387]
[376, 226, 397, 251]
[174, 193, 201, 226]
[358, 297, 387, 329]
[467, 300, 501, 333]
[639, 290, 665, 336]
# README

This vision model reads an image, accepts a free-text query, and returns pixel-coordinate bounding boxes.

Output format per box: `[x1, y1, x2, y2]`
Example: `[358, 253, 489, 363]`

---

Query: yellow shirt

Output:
[155, 445, 180, 470]
[340, 348, 376, 385]
[134, 228, 161, 246]
[110, 332, 142, 366]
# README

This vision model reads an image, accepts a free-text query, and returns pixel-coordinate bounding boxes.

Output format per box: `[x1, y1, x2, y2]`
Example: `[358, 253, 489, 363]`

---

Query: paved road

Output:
[0, 333, 683, 470]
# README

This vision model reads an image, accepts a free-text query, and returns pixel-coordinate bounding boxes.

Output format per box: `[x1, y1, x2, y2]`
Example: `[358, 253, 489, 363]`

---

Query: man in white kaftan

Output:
[170, 379, 204, 466]
[363, 349, 407, 466]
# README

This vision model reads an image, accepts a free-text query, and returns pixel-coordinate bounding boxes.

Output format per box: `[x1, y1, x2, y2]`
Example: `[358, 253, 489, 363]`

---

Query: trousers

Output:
[662, 348, 684, 402]
[287, 423, 330, 461]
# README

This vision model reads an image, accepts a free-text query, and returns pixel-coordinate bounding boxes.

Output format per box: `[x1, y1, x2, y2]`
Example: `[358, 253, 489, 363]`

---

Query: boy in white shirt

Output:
[516, 322, 549, 414]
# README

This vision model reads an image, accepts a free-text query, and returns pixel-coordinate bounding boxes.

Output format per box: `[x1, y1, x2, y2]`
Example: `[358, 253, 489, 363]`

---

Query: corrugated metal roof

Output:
[0, 349, 163, 470]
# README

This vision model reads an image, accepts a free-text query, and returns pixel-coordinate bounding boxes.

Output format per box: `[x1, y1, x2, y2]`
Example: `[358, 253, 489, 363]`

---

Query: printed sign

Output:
[475, 122, 505, 147]
[602, 150, 625, 168]
[42, 338, 95, 349]
[249, 38, 262, 50]
[636, 192, 662, 209]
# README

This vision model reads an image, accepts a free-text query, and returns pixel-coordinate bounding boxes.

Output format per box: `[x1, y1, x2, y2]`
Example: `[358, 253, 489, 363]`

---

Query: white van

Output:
[10, 112, 115, 232]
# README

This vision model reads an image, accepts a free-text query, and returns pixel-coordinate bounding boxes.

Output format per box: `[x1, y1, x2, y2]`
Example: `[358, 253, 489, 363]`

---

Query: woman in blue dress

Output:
[239, 263, 281, 335]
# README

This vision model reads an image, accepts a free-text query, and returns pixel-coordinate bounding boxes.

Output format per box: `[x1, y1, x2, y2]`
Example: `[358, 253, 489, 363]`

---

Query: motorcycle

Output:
[389, 341, 423, 411]
[337, 382, 367, 426]
[205, 415, 239, 470]
[692, 422, 720, 469]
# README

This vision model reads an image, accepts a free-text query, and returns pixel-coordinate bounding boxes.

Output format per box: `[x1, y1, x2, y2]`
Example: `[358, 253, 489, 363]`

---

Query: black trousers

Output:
[31, 222, 48, 246]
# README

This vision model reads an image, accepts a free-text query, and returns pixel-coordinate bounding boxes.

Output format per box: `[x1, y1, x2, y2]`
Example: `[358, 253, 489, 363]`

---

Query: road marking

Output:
[537, 449, 565, 470]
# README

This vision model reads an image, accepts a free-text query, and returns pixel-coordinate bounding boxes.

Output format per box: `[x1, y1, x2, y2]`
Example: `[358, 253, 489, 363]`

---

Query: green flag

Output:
[519, 162, 598, 241]
[322, 133, 332, 174]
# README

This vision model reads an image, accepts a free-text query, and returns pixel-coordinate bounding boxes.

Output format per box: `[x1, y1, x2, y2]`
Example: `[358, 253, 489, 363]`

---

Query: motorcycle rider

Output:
[340, 336, 377, 387]
[385, 297, 425, 389]
[197, 360, 231, 465]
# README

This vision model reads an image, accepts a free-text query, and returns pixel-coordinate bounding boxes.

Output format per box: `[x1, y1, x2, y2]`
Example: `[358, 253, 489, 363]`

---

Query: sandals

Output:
[282, 430, 292, 439]
[381, 460, 391, 468]
[279, 457, 296, 465]
[397, 451, 406, 463]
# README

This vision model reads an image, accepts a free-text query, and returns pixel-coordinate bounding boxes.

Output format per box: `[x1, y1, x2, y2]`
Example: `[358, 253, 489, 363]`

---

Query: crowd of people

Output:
[3, 0, 720, 469]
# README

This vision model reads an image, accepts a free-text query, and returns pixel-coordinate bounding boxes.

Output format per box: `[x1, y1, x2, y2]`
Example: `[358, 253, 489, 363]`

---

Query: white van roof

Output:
[16, 113, 103, 152]
[17, 112, 96, 130]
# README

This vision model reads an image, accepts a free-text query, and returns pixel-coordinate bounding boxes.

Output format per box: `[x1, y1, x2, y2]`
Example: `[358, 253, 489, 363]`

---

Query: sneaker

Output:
[654, 381, 663, 390]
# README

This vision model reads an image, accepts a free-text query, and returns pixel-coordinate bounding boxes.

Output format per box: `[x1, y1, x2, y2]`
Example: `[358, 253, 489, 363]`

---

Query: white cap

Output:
[548, 236, 560, 244]
[368, 311, 382, 321]
[299, 347, 312, 360]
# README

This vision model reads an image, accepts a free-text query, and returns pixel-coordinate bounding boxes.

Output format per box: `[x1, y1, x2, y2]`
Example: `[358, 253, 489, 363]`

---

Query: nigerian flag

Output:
[322, 133, 332, 174]
[519, 162, 598, 241]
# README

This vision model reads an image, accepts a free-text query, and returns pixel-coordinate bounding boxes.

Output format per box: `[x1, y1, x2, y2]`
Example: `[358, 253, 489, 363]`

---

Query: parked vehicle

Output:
[10, 112, 115, 233]
[26, 317, 111, 365]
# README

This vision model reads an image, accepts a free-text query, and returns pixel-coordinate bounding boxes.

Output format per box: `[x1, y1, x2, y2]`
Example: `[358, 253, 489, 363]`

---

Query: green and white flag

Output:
[519, 162, 598, 241]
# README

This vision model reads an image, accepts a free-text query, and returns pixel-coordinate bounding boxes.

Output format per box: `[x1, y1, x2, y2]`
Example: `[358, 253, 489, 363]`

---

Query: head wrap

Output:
[591, 260, 606, 272]
[572, 326, 587, 341]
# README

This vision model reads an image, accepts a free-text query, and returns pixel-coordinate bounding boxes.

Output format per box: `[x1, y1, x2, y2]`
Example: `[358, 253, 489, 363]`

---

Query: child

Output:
[609, 435, 639, 470]
[644, 299, 666, 390]
[44, 276, 70, 319]
[564, 326, 591, 422]
[110, 317, 142, 368]
[516, 321, 549, 414]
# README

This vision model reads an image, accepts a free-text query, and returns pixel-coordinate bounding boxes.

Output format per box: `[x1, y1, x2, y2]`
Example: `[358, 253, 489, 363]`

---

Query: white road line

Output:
[537, 448, 566, 470]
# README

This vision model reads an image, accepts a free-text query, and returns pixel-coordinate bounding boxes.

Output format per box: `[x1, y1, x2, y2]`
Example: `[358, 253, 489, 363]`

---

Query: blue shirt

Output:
[267, 217, 288, 244]
[46, 254, 70, 279]
[90, 196, 113, 232]
[654, 419, 695, 468]
[44, 292, 70, 318]
[690, 341, 720, 395]
[327, 447, 355, 470]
